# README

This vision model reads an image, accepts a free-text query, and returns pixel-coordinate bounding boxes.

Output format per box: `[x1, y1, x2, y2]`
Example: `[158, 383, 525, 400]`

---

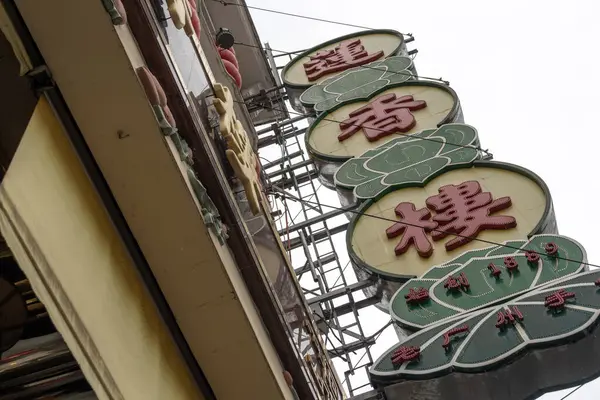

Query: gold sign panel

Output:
[213, 83, 262, 215]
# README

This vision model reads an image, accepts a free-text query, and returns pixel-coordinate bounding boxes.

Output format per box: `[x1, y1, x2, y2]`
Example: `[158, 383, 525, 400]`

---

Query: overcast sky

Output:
[249, 0, 600, 398]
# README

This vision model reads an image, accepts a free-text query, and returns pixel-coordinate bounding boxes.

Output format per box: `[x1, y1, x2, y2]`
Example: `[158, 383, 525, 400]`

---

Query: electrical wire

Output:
[232, 41, 448, 84]
[210, 0, 400, 33]
[272, 190, 600, 270]
[560, 385, 584, 400]
[239, 99, 491, 156]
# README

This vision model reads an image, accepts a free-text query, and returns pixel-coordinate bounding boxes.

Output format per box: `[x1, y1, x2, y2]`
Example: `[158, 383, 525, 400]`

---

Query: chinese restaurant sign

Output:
[305, 81, 461, 164]
[283, 28, 598, 399]
[347, 160, 554, 280]
[282, 30, 407, 112]
[370, 243, 600, 400]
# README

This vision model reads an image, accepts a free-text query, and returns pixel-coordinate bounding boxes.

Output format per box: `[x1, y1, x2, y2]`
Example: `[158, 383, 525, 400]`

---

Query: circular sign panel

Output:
[347, 161, 554, 281]
[282, 29, 406, 89]
[282, 29, 407, 113]
[306, 81, 461, 163]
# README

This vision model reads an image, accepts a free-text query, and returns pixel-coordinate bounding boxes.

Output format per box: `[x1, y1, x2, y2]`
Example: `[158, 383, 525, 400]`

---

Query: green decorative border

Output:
[281, 29, 406, 90]
[305, 80, 461, 163]
[370, 268, 600, 383]
[333, 124, 481, 200]
[346, 161, 554, 282]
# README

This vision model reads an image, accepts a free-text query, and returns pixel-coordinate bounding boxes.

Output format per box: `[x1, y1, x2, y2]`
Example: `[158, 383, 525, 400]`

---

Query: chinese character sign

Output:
[306, 81, 459, 162]
[348, 163, 551, 280]
[303, 39, 385, 82]
[371, 238, 598, 394]
[282, 30, 405, 90]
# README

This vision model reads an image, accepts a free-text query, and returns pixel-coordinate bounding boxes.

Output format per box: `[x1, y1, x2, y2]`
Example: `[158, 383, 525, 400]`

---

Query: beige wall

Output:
[0, 97, 203, 400]
[351, 166, 547, 277]
[284, 32, 403, 86]
[309, 84, 455, 159]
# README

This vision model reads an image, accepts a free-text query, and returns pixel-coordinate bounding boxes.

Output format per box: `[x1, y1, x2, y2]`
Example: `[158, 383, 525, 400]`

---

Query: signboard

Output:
[347, 160, 555, 281]
[306, 81, 461, 165]
[369, 241, 600, 400]
[282, 29, 408, 113]
[289, 26, 598, 400]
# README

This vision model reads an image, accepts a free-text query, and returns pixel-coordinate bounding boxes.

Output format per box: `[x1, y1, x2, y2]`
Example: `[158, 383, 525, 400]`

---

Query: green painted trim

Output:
[346, 161, 554, 283]
[281, 29, 405, 90]
[305, 80, 462, 163]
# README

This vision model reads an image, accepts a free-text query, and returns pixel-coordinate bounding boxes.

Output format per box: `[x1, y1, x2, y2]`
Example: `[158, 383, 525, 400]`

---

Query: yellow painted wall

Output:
[0, 97, 204, 400]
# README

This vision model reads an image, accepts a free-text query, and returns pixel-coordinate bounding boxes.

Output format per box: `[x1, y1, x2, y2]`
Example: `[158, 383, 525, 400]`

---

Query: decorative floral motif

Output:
[300, 56, 414, 112]
[335, 124, 480, 200]
[372, 263, 600, 381]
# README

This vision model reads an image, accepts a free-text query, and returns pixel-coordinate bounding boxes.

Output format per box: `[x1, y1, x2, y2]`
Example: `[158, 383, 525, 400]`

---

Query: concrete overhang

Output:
[13, 0, 295, 398]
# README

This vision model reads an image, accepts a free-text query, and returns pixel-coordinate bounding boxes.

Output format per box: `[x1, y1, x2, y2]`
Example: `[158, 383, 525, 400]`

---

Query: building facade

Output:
[0, 1, 341, 399]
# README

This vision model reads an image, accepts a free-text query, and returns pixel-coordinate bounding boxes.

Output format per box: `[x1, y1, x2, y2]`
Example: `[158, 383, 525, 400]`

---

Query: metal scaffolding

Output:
[249, 45, 394, 397]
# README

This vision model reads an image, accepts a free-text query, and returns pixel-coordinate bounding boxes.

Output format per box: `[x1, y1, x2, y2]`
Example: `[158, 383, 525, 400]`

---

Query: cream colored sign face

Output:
[350, 166, 549, 278]
[213, 83, 262, 215]
[283, 31, 403, 87]
[308, 84, 456, 160]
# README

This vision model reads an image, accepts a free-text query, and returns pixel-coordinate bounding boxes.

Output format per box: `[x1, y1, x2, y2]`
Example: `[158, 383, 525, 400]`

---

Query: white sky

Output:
[248, 0, 600, 398]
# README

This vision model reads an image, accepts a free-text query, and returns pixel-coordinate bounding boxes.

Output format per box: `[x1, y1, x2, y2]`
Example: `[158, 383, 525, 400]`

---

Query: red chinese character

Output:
[391, 346, 421, 365]
[426, 181, 517, 251]
[544, 289, 576, 309]
[405, 287, 430, 305]
[488, 263, 502, 278]
[444, 272, 470, 292]
[303, 39, 384, 82]
[525, 250, 540, 263]
[386, 202, 438, 258]
[504, 256, 519, 273]
[495, 306, 524, 329]
[338, 93, 427, 142]
[442, 325, 469, 350]
[545, 242, 559, 256]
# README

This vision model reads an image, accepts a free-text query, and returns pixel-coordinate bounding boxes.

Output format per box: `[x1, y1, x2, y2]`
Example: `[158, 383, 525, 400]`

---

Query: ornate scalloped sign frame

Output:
[299, 55, 415, 113]
[334, 123, 481, 200]
[305, 81, 462, 164]
[370, 251, 600, 398]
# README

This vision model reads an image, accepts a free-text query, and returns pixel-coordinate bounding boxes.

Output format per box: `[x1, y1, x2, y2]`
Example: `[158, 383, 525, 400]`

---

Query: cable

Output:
[210, 0, 399, 33]
[272, 190, 600, 270]
[233, 41, 448, 84]
[237, 99, 491, 156]
[560, 385, 583, 400]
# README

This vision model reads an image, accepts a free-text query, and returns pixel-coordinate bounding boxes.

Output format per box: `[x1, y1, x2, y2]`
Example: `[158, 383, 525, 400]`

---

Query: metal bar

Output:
[294, 253, 337, 275]
[270, 170, 319, 190]
[268, 159, 314, 178]
[307, 279, 374, 305]
[262, 150, 303, 169]
[286, 223, 349, 250]
[256, 114, 309, 135]
[322, 297, 380, 320]
[279, 205, 356, 235]
[328, 338, 376, 358]
[258, 127, 307, 148]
